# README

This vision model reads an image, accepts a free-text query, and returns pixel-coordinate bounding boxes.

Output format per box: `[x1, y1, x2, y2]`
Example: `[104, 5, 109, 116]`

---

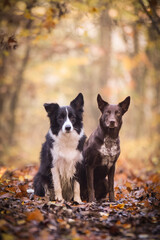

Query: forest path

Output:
[0, 165, 159, 240]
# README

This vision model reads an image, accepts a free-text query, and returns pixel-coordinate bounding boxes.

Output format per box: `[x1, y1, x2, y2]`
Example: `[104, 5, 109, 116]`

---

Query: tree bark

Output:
[131, 24, 147, 137]
[99, 9, 112, 87]
[9, 46, 30, 143]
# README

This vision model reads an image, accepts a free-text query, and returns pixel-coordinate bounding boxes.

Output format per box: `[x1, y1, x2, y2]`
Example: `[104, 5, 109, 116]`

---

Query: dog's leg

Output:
[108, 164, 115, 202]
[87, 167, 95, 202]
[48, 188, 55, 201]
[51, 167, 64, 201]
[95, 178, 108, 200]
[73, 180, 82, 203]
[47, 178, 55, 201]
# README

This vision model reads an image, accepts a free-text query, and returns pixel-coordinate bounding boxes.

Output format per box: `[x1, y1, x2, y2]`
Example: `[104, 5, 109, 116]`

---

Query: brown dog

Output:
[83, 94, 130, 202]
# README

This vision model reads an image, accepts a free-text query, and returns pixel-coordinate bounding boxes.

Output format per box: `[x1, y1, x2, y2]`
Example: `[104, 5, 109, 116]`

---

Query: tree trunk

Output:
[78, 9, 113, 133]
[147, 26, 160, 156]
[130, 24, 147, 138]
[99, 9, 112, 87]
[9, 46, 30, 143]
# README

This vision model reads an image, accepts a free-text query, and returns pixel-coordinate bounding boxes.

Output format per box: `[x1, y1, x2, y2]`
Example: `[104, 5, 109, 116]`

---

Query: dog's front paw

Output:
[109, 192, 115, 202]
[56, 197, 64, 202]
[88, 192, 96, 202]
[73, 197, 83, 204]
[55, 193, 64, 202]
[89, 197, 96, 202]
[49, 195, 55, 201]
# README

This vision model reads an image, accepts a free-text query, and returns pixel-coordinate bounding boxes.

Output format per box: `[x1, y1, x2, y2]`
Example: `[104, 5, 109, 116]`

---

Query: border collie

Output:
[33, 93, 86, 203]
[83, 94, 130, 202]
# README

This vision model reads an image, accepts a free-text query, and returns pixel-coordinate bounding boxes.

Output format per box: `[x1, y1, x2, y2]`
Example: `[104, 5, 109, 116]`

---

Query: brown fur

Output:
[83, 94, 130, 202]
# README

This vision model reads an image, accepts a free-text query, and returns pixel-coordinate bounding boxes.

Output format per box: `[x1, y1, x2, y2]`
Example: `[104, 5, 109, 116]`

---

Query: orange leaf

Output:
[123, 223, 131, 229]
[116, 203, 125, 209]
[149, 174, 160, 183]
[57, 218, 64, 223]
[19, 184, 28, 193]
[143, 200, 150, 208]
[154, 185, 160, 194]
[155, 193, 160, 200]
[126, 181, 132, 192]
[110, 203, 125, 209]
[5, 186, 17, 193]
[26, 208, 44, 222]
[18, 184, 28, 197]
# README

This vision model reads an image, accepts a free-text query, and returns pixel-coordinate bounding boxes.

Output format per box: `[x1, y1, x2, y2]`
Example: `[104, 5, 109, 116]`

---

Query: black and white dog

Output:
[33, 93, 86, 203]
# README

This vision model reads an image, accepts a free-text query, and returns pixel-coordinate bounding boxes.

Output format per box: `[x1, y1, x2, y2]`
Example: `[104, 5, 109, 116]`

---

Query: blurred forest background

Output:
[0, 0, 160, 171]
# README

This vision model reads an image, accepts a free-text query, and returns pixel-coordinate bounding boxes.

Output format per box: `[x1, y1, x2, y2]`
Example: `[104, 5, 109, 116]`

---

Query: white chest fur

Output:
[49, 129, 83, 180]
[99, 136, 120, 168]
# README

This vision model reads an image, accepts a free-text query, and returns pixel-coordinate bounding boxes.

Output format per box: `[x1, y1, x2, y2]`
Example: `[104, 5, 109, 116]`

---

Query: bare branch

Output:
[139, 0, 160, 34]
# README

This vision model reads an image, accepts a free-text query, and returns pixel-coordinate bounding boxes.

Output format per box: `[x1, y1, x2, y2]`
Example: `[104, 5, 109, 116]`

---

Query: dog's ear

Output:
[97, 94, 108, 113]
[43, 103, 59, 115]
[118, 96, 130, 115]
[70, 93, 84, 112]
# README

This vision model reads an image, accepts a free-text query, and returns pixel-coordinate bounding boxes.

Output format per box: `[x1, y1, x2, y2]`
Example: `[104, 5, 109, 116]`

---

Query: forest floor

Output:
[0, 165, 160, 240]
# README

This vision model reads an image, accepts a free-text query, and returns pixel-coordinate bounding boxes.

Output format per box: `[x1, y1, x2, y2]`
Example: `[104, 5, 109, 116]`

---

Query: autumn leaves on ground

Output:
[0, 164, 160, 240]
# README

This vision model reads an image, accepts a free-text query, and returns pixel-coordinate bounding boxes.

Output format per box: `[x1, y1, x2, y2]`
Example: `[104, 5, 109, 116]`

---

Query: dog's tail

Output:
[33, 173, 45, 197]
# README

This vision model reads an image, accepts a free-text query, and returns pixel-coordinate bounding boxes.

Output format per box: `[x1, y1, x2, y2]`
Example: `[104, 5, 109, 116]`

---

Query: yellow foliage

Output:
[19, 29, 30, 37]
[16, 1, 26, 11]
[1, 234, 15, 240]
[122, 53, 151, 71]
[31, 6, 46, 16]
[108, 8, 118, 18]
[24, 10, 32, 20]
[65, 56, 88, 66]
[72, 2, 90, 13]
[3, 51, 9, 57]
[0, 219, 7, 228]
[121, 135, 160, 171]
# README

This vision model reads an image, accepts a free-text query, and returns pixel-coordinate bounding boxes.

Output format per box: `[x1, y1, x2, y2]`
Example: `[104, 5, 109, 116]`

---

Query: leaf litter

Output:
[0, 165, 160, 240]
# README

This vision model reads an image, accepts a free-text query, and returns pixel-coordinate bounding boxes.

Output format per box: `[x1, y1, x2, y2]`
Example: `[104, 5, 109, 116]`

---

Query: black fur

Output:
[34, 133, 54, 197]
[33, 93, 86, 202]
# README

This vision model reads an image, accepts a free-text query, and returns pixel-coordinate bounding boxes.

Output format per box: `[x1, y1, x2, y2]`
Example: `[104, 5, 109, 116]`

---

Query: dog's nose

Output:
[110, 121, 115, 127]
[65, 125, 71, 132]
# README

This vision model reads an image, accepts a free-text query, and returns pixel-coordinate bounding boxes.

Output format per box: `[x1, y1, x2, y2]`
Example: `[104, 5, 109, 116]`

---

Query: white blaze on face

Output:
[62, 107, 73, 133]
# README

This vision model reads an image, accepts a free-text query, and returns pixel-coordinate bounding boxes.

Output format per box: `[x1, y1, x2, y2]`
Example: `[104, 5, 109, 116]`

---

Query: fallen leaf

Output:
[18, 183, 28, 197]
[0, 219, 7, 227]
[123, 223, 131, 229]
[0, 193, 13, 199]
[138, 234, 149, 239]
[17, 219, 26, 225]
[110, 203, 125, 209]
[134, 189, 146, 199]
[126, 181, 133, 192]
[1, 233, 15, 240]
[143, 199, 151, 208]
[26, 208, 44, 222]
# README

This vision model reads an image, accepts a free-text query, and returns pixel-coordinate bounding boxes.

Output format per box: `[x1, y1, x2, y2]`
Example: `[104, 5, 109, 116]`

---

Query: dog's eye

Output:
[106, 111, 111, 115]
[58, 115, 65, 121]
[116, 111, 121, 116]
[69, 115, 76, 122]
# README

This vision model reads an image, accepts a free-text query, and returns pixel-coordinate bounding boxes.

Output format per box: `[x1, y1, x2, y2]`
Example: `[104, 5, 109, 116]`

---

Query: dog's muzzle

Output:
[107, 120, 118, 128]
[109, 121, 116, 128]
[65, 125, 72, 133]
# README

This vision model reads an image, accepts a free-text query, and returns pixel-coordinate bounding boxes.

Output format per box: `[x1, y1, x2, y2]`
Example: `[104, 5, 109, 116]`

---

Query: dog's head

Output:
[44, 93, 84, 135]
[97, 94, 130, 131]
